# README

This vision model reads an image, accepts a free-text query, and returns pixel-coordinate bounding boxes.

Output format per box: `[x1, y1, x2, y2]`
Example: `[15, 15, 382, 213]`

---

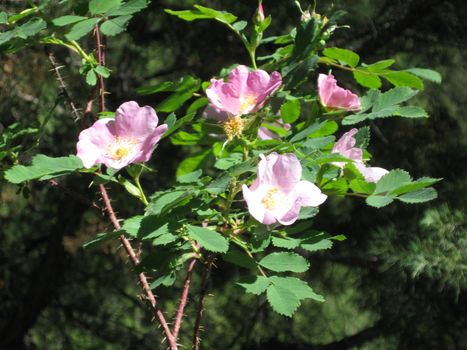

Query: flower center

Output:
[223, 116, 245, 140]
[239, 94, 257, 114]
[108, 138, 138, 161]
[261, 187, 288, 210]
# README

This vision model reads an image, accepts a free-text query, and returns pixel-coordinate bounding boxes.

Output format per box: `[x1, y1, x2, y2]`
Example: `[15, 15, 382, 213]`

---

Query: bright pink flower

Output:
[77, 101, 167, 169]
[242, 153, 327, 225]
[258, 119, 291, 140]
[318, 74, 361, 111]
[332, 128, 388, 183]
[206, 65, 282, 116]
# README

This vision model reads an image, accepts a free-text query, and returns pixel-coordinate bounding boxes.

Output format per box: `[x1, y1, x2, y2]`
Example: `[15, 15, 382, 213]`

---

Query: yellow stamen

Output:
[223, 116, 245, 140]
[262, 188, 280, 210]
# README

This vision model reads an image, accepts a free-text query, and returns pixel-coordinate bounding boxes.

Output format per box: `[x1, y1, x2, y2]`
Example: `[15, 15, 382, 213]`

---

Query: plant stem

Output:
[94, 25, 105, 112]
[93, 25, 177, 350]
[192, 255, 214, 350]
[172, 258, 197, 340]
[134, 176, 149, 206]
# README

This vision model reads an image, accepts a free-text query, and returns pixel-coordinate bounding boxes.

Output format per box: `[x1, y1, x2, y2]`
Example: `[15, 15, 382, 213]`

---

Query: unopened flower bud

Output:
[253, 2, 265, 25]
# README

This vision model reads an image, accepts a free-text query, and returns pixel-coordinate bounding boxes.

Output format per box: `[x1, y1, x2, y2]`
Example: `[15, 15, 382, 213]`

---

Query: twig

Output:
[192, 255, 215, 350]
[45, 48, 81, 122]
[99, 184, 178, 350]
[172, 258, 197, 340]
[94, 25, 106, 112]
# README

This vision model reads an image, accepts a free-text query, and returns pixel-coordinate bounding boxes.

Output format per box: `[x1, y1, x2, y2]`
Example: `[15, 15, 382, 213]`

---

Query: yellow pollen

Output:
[113, 146, 130, 160]
[239, 94, 257, 114]
[223, 116, 245, 140]
[262, 188, 280, 210]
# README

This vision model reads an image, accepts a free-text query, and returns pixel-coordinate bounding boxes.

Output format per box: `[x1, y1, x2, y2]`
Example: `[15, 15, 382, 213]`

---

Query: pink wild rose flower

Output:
[77, 101, 168, 169]
[206, 65, 282, 116]
[318, 74, 361, 111]
[332, 128, 388, 183]
[242, 153, 327, 226]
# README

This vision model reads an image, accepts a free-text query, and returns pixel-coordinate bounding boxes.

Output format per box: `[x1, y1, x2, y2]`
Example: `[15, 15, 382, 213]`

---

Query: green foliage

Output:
[186, 224, 229, 253]
[165, 5, 237, 24]
[4, 155, 83, 184]
[259, 252, 309, 273]
[323, 47, 360, 67]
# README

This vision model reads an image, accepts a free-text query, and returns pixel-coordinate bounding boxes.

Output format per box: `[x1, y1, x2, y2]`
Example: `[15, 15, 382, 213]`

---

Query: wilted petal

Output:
[318, 74, 361, 111]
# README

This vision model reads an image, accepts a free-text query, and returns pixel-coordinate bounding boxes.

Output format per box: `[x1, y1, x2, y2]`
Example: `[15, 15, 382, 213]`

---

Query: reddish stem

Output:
[99, 185, 178, 349]
[192, 256, 214, 350]
[93, 24, 177, 350]
[172, 259, 197, 340]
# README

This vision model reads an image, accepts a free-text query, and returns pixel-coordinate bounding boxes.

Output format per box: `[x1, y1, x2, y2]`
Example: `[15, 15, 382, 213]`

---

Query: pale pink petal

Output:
[270, 153, 302, 193]
[242, 184, 277, 225]
[318, 74, 361, 111]
[76, 118, 115, 168]
[355, 163, 389, 183]
[332, 128, 363, 167]
[258, 126, 278, 140]
[247, 70, 282, 110]
[202, 104, 230, 122]
[114, 101, 160, 138]
[133, 124, 168, 163]
[293, 180, 328, 207]
[277, 200, 302, 226]
[257, 153, 278, 186]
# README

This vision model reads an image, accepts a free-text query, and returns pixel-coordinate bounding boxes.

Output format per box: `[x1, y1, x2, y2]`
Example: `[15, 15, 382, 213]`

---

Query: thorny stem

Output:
[172, 259, 197, 340]
[94, 25, 106, 112]
[99, 184, 178, 350]
[93, 24, 177, 350]
[192, 255, 215, 350]
[46, 48, 81, 123]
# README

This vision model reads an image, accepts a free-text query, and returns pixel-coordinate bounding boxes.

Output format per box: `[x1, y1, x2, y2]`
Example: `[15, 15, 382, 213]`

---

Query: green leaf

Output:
[100, 15, 131, 36]
[301, 136, 335, 149]
[89, 0, 122, 15]
[121, 215, 143, 237]
[390, 177, 441, 195]
[349, 179, 375, 194]
[365, 59, 395, 72]
[4, 155, 83, 184]
[157, 76, 200, 113]
[0, 30, 14, 46]
[105, 0, 148, 16]
[398, 188, 438, 203]
[354, 126, 370, 149]
[206, 174, 231, 195]
[290, 120, 337, 142]
[382, 71, 424, 89]
[342, 114, 370, 125]
[323, 47, 360, 67]
[177, 169, 202, 183]
[223, 249, 257, 269]
[271, 236, 301, 249]
[232, 20, 247, 31]
[186, 225, 229, 253]
[176, 149, 211, 177]
[267, 284, 300, 317]
[373, 87, 418, 112]
[237, 276, 270, 295]
[259, 252, 309, 273]
[270, 276, 324, 302]
[162, 112, 196, 139]
[147, 190, 192, 216]
[66, 18, 100, 40]
[214, 153, 243, 170]
[52, 15, 88, 26]
[366, 195, 395, 208]
[83, 231, 122, 249]
[405, 68, 442, 84]
[301, 238, 333, 252]
[394, 106, 428, 118]
[17, 17, 46, 38]
[167, 5, 237, 24]
[94, 65, 110, 78]
[374, 169, 412, 195]
[86, 70, 97, 85]
[0, 12, 8, 24]
[353, 70, 382, 89]
[280, 99, 301, 124]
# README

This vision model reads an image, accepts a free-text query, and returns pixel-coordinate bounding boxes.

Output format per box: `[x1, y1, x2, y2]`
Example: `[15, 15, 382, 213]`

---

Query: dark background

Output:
[0, 0, 466, 349]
